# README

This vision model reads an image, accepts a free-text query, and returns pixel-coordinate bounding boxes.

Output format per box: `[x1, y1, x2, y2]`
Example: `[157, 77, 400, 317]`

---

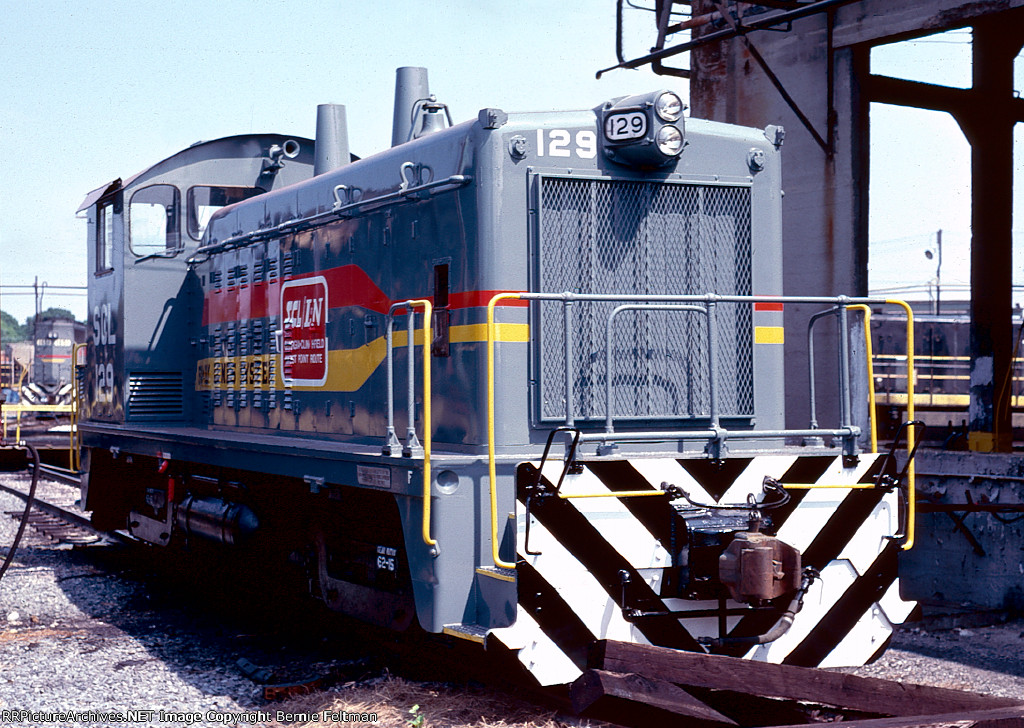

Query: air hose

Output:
[0, 444, 41, 587]
[701, 567, 821, 650]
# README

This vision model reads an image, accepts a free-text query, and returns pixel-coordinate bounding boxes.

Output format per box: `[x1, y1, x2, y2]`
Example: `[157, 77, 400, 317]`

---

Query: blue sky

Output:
[0, 1, 671, 323]
[0, 3, 1019, 323]
[867, 29, 1023, 307]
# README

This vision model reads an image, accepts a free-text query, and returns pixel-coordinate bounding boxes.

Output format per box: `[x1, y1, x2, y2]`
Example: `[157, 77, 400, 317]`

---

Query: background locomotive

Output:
[23, 316, 86, 406]
[870, 307, 1024, 447]
[78, 67, 915, 686]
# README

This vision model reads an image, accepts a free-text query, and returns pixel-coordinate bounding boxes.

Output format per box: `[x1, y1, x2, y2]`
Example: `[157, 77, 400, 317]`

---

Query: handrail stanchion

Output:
[563, 299, 575, 428]
[837, 301, 857, 459]
[383, 308, 401, 455]
[487, 292, 522, 570]
[706, 298, 719, 430]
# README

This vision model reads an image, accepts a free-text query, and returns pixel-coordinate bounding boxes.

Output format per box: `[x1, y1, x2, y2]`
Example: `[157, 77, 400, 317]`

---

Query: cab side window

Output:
[129, 184, 181, 256]
[96, 199, 115, 273]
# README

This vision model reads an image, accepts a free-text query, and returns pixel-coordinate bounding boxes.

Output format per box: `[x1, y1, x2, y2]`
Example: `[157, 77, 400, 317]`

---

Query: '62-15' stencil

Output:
[281, 277, 328, 387]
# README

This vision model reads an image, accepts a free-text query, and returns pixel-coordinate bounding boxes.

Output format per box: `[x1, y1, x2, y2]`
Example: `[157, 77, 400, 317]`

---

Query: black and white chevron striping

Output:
[489, 454, 917, 687]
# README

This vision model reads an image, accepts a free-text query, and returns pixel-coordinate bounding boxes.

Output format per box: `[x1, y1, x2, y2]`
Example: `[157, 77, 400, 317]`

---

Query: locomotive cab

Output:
[79, 135, 314, 424]
[78, 135, 314, 525]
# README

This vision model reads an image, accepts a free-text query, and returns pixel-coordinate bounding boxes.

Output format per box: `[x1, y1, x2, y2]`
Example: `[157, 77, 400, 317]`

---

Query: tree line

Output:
[1, 308, 78, 344]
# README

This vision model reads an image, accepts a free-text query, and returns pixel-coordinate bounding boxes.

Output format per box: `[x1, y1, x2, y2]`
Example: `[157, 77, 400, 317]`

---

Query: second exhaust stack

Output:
[391, 66, 430, 147]
[314, 103, 350, 176]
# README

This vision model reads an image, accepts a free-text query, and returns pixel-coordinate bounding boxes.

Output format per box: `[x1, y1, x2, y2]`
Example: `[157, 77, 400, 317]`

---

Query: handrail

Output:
[487, 292, 523, 570]
[71, 343, 86, 471]
[779, 482, 880, 489]
[798, 302, 913, 549]
[810, 305, 877, 452]
[558, 490, 668, 499]
[523, 291, 891, 454]
[605, 303, 707, 436]
[384, 299, 436, 554]
[189, 174, 472, 262]
[846, 304, 877, 454]
[2, 368, 28, 441]
[1, 403, 74, 443]
[806, 307, 836, 433]
[886, 299, 916, 550]
[485, 291, 917, 563]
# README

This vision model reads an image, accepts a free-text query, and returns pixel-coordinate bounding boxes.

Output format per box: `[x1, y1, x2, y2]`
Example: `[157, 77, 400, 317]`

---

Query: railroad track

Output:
[2, 460, 1023, 727]
[0, 466, 126, 547]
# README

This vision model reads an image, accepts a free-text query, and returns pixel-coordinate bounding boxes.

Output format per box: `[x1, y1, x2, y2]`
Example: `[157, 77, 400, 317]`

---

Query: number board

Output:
[604, 111, 648, 142]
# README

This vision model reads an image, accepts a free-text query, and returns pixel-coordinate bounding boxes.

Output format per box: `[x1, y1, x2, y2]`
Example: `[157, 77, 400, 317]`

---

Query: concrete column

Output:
[964, 17, 1022, 452]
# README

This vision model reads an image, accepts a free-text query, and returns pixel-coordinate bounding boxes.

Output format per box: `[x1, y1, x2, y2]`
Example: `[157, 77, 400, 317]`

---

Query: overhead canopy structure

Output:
[604, 0, 1024, 452]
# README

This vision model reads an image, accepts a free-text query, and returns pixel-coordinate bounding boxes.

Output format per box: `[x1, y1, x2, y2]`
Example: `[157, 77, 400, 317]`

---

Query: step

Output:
[475, 565, 516, 583]
[442, 622, 489, 644]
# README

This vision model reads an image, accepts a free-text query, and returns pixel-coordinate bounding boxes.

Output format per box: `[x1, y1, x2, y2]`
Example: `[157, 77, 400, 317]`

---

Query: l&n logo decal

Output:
[281, 277, 328, 386]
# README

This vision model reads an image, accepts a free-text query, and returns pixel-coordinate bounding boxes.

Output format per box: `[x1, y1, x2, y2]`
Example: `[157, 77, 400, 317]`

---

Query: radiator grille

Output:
[535, 176, 753, 422]
[127, 371, 184, 420]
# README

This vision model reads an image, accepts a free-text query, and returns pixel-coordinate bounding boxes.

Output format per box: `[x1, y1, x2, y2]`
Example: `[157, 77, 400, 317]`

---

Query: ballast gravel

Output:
[0, 470, 353, 728]
[2, 468, 1024, 728]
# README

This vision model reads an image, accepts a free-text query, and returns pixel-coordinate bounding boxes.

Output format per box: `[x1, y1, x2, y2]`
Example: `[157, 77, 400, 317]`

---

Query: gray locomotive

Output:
[79, 68, 915, 686]
[16, 317, 86, 407]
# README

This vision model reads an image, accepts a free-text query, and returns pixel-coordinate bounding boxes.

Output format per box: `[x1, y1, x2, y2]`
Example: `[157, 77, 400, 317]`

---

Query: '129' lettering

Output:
[536, 129, 597, 159]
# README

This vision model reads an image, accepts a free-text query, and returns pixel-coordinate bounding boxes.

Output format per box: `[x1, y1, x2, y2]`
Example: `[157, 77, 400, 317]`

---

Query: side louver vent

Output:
[127, 371, 184, 420]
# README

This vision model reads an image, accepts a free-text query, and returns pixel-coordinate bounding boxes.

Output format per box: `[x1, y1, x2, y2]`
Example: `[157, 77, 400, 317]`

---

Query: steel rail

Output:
[0, 479, 127, 543]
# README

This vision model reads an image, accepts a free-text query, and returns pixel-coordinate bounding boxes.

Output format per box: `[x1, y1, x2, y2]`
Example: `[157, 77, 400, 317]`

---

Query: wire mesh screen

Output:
[535, 176, 753, 422]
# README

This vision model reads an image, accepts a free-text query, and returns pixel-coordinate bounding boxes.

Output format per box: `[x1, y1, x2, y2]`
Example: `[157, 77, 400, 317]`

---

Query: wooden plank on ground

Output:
[570, 669, 738, 726]
[592, 641, 1023, 717]
[772, 704, 1024, 728]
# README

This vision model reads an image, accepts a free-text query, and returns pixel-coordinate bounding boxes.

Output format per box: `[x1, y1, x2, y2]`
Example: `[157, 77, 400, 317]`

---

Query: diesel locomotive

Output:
[78, 67, 916, 686]
[21, 316, 86, 406]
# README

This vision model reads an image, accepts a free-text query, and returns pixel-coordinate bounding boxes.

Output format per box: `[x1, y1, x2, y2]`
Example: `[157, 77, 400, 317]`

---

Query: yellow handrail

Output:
[71, 343, 86, 472]
[487, 292, 522, 570]
[886, 299, 915, 550]
[780, 482, 879, 489]
[2, 403, 74, 442]
[2, 368, 28, 441]
[558, 490, 668, 499]
[846, 304, 877, 454]
[796, 301, 914, 549]
[401, 300, 436, 551]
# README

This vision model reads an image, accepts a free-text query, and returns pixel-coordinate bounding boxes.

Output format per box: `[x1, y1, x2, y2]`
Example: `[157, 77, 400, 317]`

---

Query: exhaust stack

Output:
[314, 103, 350, 176]
[391, 66, 430, 147]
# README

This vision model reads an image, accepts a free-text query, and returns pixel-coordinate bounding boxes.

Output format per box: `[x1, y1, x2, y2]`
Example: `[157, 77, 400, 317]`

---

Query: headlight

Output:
[656, 125, 684, 156]
[655, 92, 683, 122]
[601, 89, 686, 168]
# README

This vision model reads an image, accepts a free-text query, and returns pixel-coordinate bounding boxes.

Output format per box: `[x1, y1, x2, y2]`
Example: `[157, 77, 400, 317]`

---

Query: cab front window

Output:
[187, 186, 265, 240]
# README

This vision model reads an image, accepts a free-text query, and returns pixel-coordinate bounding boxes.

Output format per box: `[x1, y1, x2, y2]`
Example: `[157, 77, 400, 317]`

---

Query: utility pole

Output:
[925, 229, 943, 315]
